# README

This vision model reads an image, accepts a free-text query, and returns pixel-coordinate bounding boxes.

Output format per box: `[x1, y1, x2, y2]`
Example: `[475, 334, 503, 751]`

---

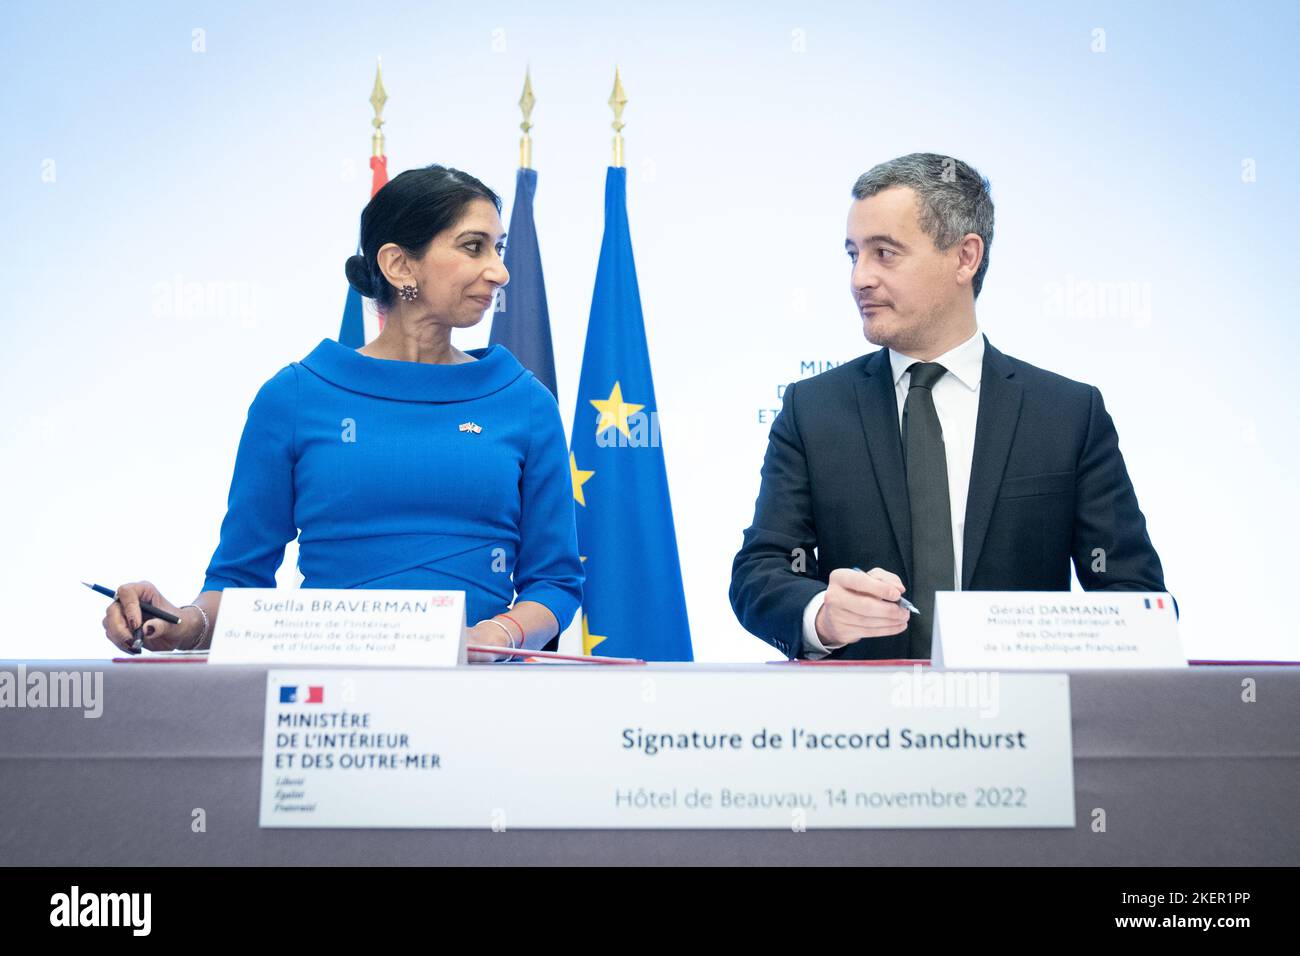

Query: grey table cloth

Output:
[1, 662, 1295, 865]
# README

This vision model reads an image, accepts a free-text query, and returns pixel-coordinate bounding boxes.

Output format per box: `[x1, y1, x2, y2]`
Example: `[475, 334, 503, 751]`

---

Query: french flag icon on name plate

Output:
[279, 686, 324, 703]
[1143, 597, 1167, 610]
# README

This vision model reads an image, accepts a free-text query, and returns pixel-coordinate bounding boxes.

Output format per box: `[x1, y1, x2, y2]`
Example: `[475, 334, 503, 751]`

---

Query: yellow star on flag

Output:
[582, 614, 607, 655]
[590, 381, 644, 440]
[570, 452, 594, 506]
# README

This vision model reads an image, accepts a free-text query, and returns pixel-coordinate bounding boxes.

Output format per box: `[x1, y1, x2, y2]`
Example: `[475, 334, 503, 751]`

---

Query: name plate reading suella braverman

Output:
[209, 588, 466, 667]
[259, 668, 1074, 829]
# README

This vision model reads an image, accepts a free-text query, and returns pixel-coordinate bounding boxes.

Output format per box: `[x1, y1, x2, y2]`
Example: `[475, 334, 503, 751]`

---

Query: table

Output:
[1, 661, 1296, 865]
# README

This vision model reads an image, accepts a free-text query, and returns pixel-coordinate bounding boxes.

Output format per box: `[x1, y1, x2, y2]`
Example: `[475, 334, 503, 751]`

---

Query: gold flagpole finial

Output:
[518, 67, 536, 169]
[608, 66, 627, 168]
[370, 56, 388, 158]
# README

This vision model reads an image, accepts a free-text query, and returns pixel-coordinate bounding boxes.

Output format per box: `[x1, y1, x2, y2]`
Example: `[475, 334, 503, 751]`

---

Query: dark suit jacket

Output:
[729, 335, 1169, 660]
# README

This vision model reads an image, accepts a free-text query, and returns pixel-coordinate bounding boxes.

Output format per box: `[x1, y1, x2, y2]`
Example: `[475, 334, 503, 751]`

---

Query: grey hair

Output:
[852, 153, 995, 298]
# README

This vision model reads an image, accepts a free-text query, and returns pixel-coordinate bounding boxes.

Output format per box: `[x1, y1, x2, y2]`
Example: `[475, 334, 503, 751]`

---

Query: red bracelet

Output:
[499, 613, 525, 644]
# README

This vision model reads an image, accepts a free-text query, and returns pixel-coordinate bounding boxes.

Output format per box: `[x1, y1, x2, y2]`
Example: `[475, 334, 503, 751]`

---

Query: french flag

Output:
[1143, 597, 1167, 610]
[279, 686, 324, 703]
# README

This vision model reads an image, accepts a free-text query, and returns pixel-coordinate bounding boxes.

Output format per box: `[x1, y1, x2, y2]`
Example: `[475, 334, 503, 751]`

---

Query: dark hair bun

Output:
[344, 254, 378, 298]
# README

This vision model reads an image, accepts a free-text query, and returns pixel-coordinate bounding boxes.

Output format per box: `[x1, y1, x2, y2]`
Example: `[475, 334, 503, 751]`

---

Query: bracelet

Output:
[179, 604, 209, 651]
[482, 618, 518, 655]
[499, 613, 525, 646]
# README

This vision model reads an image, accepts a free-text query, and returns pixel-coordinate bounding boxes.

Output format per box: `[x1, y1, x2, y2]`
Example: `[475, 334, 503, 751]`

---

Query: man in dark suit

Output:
[730, 153, 1168, 660]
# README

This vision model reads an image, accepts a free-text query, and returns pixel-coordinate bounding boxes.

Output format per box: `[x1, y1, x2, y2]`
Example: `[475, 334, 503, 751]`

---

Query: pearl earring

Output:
[399, 284, 418, 302]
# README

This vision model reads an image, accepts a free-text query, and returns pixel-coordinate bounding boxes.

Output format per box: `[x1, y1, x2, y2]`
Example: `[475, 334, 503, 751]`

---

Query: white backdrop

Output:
[1, 1, 1296, 661]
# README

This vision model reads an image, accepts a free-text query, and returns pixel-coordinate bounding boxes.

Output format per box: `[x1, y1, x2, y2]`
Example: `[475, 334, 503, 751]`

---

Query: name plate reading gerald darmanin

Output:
[208, 588, 466, 667]
[932, 591, 1184, 670]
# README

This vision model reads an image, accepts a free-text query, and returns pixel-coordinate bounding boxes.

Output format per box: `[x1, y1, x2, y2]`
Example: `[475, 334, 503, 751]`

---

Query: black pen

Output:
[83, 581, 181, 654]
[851, 567, 921, 615]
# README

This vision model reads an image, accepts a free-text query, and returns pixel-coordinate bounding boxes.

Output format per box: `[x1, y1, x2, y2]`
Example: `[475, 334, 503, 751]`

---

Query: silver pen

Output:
[851, 567, 920, 615]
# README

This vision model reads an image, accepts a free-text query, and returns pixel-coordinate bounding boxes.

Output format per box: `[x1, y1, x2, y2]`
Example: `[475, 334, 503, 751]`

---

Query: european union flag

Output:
[569, 167, 692, 661]
[490, 168, 558, 398]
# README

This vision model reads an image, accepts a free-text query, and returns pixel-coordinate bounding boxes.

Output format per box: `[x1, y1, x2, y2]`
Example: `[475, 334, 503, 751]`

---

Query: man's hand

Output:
[814, 567, 910, 648]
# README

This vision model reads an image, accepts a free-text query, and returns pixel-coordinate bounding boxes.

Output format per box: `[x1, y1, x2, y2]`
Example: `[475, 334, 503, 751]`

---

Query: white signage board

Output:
[209, 589, 465, 667]
[932, 591, 1185, 670]
[260, 668, 1075, 829]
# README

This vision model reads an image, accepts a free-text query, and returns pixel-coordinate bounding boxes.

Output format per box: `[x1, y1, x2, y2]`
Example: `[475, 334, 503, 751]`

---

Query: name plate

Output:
[259, 668, 1075, 829]
[209, 589, 466, 667]
[932, 591, 1185, 670]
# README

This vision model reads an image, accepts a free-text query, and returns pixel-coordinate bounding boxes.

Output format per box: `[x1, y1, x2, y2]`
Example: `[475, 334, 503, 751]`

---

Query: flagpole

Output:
[338, 58, 389, 348]
[369, 58, 390, 335]
[609, 66, 627, 168]
[518, 68, 535, 169]
[370, 57, 387, 158]
[490, 68, 559, 397]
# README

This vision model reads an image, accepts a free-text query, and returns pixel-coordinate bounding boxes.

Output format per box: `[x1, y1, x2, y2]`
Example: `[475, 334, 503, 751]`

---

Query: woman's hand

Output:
[101, 581, 202, 653]
[466, 620, 516, 662]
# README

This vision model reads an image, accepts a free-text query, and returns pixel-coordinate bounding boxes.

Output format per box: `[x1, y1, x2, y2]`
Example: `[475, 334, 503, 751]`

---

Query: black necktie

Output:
[902, 362, 955, 659]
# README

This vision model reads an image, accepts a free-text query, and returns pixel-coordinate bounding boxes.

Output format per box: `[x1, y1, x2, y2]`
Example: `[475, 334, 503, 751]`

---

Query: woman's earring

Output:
[399, 284, 419, 302]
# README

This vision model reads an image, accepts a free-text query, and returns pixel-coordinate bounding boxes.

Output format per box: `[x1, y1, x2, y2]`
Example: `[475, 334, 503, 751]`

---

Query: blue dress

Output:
[202, 338, 584, 641]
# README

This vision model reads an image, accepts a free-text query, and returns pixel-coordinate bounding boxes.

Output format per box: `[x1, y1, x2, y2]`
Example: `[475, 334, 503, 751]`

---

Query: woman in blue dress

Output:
[102, 165, 583, 661]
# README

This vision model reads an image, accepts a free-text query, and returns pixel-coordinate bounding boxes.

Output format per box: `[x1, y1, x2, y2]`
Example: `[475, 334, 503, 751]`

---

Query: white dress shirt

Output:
[802, 328, 985, 658]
